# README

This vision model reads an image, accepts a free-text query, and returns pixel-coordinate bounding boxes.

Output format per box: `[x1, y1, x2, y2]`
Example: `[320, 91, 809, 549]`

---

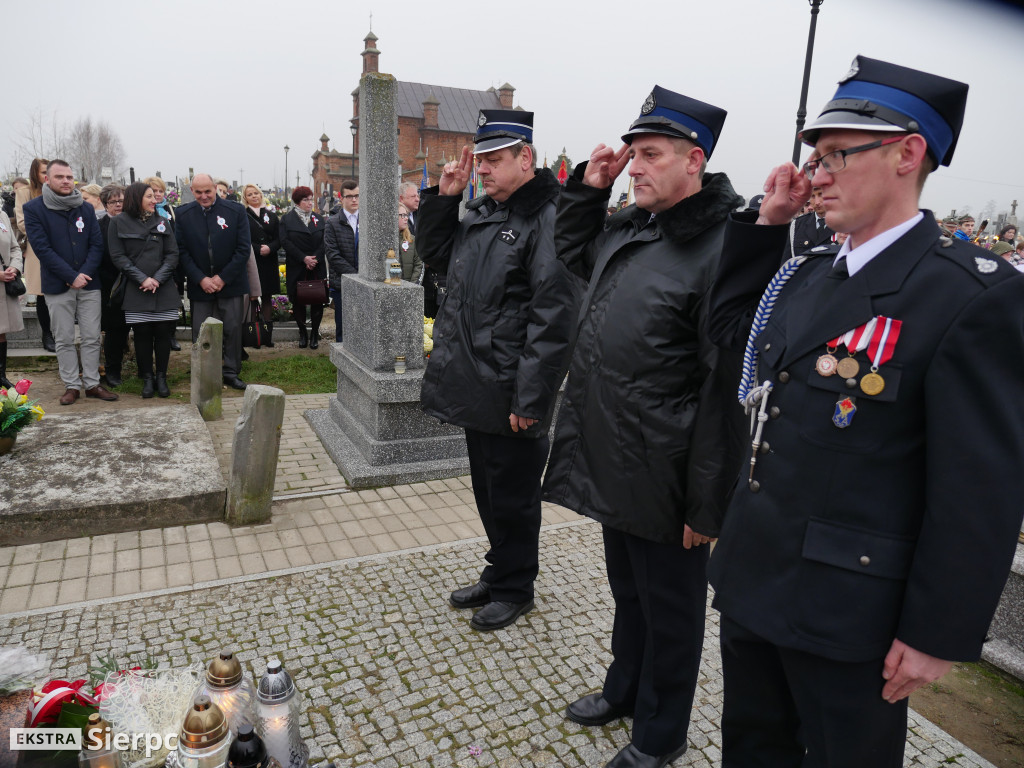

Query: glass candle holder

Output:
[394, 356, 406, 375]
[79, 713, 123, 768]
[255, 658, 308, 768]
[227, 723, 282, 768]
[194, 650, 257, 737]
[166, 695, 230, 768]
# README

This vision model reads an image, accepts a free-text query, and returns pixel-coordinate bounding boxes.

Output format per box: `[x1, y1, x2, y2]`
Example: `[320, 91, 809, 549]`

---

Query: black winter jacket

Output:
[542, 171, 747, 543]
[417, 169, 579, 437]
[280, 209, 326, 300]
[108, 214, 180, 313]
[324, 213, 357, 293]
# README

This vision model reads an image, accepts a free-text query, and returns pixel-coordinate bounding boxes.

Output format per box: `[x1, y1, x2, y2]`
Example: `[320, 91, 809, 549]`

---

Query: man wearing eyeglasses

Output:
[324, 180, 359, 343]
[705, 56, 1024, 767]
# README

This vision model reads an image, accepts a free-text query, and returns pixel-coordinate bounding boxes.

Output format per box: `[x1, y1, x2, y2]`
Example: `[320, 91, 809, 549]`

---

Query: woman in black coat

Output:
[108, 182, 180, 398]
[243, 184, 281, 344]
[279, 186, 326, 349]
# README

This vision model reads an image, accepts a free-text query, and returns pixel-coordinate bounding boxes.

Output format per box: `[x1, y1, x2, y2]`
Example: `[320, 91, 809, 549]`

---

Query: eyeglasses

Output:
[106, 199, 123, 206]
[802, 136, 905, 180]
[398, 213, 409, 218]
[343, 194, 359, 199]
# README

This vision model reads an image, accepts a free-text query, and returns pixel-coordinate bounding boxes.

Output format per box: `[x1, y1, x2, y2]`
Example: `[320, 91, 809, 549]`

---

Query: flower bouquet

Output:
[271, 294, 293, 322]
[0, 379, 44, 455]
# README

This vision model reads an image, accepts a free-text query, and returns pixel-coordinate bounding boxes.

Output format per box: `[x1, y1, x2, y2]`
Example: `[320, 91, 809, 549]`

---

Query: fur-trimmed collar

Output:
[467, 167, 560, 216]
[607, 172, 743, 245]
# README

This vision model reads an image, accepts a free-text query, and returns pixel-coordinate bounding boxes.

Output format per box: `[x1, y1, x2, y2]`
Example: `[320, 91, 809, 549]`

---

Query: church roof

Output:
[395, 81, 505, 134]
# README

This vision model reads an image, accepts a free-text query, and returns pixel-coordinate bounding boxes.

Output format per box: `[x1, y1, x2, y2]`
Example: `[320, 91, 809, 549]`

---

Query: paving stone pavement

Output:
[0, 523, 994, 768]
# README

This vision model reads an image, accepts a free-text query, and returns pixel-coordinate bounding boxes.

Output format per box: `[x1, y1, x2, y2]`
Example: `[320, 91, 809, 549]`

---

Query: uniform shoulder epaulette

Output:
[800, 241, 842, 259]
[934, 236, 1016, 286]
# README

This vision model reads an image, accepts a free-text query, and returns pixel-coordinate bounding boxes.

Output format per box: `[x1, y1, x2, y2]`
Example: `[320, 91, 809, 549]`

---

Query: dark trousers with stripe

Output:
[464, 428, 549, 604]
[720, 615, 908, 768]
[601, 526, 708, 756]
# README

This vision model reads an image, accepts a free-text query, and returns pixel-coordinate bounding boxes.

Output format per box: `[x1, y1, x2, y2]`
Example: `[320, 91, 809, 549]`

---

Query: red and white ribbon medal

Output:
[860, 316, 901, 395]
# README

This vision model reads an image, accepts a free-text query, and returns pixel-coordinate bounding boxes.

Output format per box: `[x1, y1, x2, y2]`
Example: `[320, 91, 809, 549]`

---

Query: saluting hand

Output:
[583, 144, 630, 190]
[756, 163, 811, 226]
[440, 146, 473, 197]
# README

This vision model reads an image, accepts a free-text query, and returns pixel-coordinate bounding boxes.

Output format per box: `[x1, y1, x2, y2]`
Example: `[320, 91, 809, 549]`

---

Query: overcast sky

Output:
[5, 0, 1023, 219]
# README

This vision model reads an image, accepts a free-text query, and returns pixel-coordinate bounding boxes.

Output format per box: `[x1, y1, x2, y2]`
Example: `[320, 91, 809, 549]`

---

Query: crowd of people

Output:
[0, 168, 433, 399]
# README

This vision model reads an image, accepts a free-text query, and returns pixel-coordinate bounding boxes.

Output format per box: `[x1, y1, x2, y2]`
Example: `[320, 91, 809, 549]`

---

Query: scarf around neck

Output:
[42, 185, 84, 211]
[295, 206, 312, 226]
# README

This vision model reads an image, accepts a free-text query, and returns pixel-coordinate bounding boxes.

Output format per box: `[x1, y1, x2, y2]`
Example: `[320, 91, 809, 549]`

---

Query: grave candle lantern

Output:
[195, 651, 257, 737]
[254, 658, 308, 768]
[165, 695, 230, 768]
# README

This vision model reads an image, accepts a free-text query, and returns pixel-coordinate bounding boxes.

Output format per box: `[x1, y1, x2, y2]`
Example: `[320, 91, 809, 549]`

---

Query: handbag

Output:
[108, 272, 127, 307]
[296, 277, 328, 305]
[242, 299, 269, 348]
[0, 252, 26, 297]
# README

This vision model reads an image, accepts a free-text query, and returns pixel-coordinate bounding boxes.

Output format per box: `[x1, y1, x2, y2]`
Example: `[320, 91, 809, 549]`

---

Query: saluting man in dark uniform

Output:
[543, 87, 746, 768]
[706, 56, 1024, 767]
[416, 111, 577, 632]
[785, 185, 835, 257]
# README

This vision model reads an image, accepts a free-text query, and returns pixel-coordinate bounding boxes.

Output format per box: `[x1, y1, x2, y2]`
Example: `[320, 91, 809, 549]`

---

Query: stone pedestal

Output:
[226, 385, 286, 525]
[308, 70, 469, 488]
[191, 318, 223, 422]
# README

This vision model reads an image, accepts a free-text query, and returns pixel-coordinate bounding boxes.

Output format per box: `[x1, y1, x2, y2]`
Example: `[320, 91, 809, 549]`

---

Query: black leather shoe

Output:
[449, 581, 490, 609]
[42, 333, 56, 353]
[140, 375, 155, 399]
[224, 376, 247, 390]
[170, 338, 182, 351]
[104, 370, 122, 388]
[155, 373, 170, 398]
[566, 693, 633, 726]
[470, 599, 534, 631]
[605, 743, 686, 768]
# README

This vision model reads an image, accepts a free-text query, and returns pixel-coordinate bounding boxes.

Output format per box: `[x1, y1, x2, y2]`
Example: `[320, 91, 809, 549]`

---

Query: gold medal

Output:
[815, 354, 838, 377]
[836, 357, 860, 379]
[860, 371, 885, 396]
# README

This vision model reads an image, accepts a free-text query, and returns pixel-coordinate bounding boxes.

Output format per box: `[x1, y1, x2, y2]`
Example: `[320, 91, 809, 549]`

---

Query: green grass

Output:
[238, 354, 338, 394]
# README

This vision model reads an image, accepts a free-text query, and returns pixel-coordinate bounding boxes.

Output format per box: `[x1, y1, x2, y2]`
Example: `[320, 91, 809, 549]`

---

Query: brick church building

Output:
[311, 31, 524, 200]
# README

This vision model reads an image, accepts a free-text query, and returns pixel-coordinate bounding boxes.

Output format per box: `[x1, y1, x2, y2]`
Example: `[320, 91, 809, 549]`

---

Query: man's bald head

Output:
[191, 174, 217, 208]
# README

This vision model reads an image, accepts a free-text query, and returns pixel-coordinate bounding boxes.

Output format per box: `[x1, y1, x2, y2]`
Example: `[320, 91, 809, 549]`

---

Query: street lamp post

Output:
[792, 0, 824, 167]
[349, 122, 357, 180]
[283, 145, 290, 200]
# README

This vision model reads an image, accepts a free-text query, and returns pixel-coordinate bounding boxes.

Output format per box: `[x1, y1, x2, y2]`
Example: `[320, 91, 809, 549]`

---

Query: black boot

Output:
[309, 323, 320, 350]
[297, 324, 309, 348]
[105, 368, 123, 388]
[264, 321, 275, 348]
[141, 374, 155, 399]
[0, 342, 13, 389]
[155, 373, 170, 398]
[170, 337, 181, 351]
[37, 297, 56, 352]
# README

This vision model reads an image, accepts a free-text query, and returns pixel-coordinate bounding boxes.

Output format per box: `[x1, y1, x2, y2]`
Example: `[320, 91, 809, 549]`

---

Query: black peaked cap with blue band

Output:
[474, 110, 533, 154]
[799, 55, 968, 167]
[621, 86, 727, 159]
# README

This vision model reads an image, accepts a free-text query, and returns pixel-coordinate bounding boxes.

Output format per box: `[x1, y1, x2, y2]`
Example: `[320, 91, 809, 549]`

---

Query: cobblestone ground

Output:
[0, 522, 992, 768]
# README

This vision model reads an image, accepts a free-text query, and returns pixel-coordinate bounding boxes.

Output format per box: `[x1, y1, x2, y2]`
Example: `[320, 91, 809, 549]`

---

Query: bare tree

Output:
[67, 117, 125, 183]
[8, 107, 69, 175]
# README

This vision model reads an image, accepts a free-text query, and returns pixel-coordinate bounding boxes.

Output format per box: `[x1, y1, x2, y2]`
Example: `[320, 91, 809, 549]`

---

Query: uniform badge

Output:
[641, 91, 656, 115]
[498, 228, 519, 244]
[157, 221, 166, 233]
[833, 396, 857, 428]
[75, 217, 85, 233]
[839, 56, 860, 83]
[216, 216, 228, 230]
[975, 257, 998, 274]
[478, 113, 488, 127]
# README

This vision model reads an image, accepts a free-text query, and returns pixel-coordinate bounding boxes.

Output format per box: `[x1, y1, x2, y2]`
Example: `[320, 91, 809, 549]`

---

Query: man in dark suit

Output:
[785, 185, 835, 257]
[324, 180, 358, 343]
[706, 56, 1024, 767]
[175, 173, 251, 390]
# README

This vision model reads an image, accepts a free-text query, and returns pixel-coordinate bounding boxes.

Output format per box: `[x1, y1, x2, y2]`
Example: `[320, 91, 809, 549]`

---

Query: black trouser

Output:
[100, 288, 130, 374]
[719, 615, 908, 768]
[191, 295, 244, 378]
[294, 302, 323, 334]
[132, 320, 175, 376]
[464, 428, 549, 604]
[600, 526, 708, 756]
[36, 294, 52, 341]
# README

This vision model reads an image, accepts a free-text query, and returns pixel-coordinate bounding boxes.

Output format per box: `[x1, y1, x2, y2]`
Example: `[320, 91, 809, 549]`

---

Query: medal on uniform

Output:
[816, 349, 839, 376]
[836, 357, 860, 379]
[860, 316, 902, 396]
[833, 396, 857, 428]
[824, 318, 877, 381]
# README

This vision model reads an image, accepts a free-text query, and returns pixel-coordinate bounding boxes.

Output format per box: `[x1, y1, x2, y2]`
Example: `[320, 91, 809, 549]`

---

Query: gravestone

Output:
[307, 71, 469, 487]
[226, 385, 285, 525]
[191, 318, 223, 421]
